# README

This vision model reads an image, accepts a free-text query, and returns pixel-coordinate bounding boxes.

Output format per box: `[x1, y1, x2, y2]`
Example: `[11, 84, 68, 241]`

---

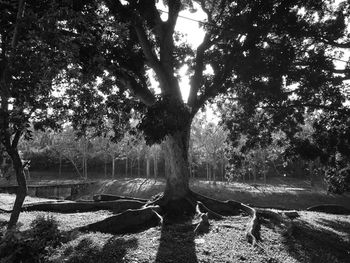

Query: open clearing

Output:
[1, 179, 350, 263]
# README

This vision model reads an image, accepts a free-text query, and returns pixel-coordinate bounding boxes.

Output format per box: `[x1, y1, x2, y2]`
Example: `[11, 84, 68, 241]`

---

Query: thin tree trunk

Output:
[125, 157, 128, 177]
[2, 0, 27, 229]
[7, 148, 27, 229]
[59, 152, 62, 177]
[153, 154, 158, 178]
[138, 157, 140, 178]
[130, 159, 133, 177]
[146, 158, 150, 178]
[104, 153, 107, 177]
[85, 155, 88, 180]
[112, 154, 115, 178]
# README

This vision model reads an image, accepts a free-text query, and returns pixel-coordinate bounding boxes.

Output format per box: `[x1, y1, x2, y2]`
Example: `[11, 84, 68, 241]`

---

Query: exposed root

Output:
[7, 190, 299, 246]
[21, 200, 145, 213]
[193, 202, 210, 235]
[240, 203, 260, 245]
[78, 206, 163, 234]
[190, 191, 260, 245]
[306, 204, 350, 215]
[257, 209, 295, 237]
[191, 191, 241, 215]
[195, 201, 223, 220]
[93, 194, 148, 203]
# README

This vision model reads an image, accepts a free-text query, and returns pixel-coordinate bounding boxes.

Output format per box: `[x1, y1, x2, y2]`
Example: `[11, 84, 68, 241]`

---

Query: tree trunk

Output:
[84, 154, 88, 180]
[146, 158, 150, 178]
[59, 152, 62, 177]
[104, 153, 107, 177]
[163, 128, 191, 200]
[138, 157, 140, 178]
[112, 154, 115, 178]
[7, 149, 27, 229]
[125, 157, 128, 177]
[153, 154, 158, 178]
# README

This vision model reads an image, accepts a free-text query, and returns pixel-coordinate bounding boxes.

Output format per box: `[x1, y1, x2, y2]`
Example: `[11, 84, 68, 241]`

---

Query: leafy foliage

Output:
[138, 96, 191, 145]
[0, 215, 64, 263]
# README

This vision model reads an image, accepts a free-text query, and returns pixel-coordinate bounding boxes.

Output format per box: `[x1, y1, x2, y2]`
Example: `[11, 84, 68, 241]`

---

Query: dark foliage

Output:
[138, 96, 191, 145]
[0, 215, 64, 263]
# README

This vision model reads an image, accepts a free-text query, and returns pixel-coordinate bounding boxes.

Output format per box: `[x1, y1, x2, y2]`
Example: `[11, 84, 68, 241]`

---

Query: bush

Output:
[30, 215, 63, 248]
[0, 215, 64, 263]
[325, 166, 350, 194]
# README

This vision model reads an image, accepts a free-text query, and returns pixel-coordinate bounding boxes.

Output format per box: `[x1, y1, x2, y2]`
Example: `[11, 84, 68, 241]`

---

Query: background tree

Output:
[0, 0, 77, 228]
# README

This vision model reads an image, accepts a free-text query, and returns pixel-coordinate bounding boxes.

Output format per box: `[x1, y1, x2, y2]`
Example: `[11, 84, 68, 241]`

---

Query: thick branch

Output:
[11, 0, 25, 48]
[320, 37, 350, 49]
[11, 130, 22, 148]
[188, 34, 212, 108]
[119, 74, 156, 106]
[262, 103, 350, 114]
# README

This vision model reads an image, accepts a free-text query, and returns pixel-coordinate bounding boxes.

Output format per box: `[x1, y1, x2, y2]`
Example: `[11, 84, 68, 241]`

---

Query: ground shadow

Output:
[54, 235, 138, 263]
[101, 236, 138, 262]
[315, 218, 350, 234]
[155, 220, 198, 263]
[282, 219, 350, 263]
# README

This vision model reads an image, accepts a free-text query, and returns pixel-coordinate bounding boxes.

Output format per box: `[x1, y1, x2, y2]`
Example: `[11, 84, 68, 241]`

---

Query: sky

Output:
[151, 3, 207, 101]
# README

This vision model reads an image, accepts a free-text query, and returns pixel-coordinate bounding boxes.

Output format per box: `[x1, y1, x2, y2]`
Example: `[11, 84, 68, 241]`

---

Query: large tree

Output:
[4, 0, 350, 244]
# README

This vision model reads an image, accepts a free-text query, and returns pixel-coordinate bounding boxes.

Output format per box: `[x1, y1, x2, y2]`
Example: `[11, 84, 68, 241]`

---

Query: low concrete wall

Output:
[0, 181, 96, 200]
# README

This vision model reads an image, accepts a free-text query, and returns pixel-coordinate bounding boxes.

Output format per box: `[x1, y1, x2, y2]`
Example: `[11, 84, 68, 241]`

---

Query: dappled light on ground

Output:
[1, 179, 350, 262]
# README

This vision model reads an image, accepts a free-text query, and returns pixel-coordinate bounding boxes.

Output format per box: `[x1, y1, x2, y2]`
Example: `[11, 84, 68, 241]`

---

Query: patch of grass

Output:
[0, 209, 349, 262]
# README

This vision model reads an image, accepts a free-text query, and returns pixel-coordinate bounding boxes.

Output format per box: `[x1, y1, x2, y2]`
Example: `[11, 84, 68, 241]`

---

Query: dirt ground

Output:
[1, 178, 350, 263]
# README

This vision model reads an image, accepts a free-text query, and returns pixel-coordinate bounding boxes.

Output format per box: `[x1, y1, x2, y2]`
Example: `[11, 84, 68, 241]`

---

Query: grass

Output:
[0, 178, 350, 262]
[1, 209, 349, 262]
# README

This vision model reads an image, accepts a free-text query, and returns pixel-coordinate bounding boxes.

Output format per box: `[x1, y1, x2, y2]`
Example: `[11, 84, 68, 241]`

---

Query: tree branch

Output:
[262, 103, 350, 114]
[11, 0, 25, 48]
[188, 34, 212, 108]
[11, 130, 22, 148]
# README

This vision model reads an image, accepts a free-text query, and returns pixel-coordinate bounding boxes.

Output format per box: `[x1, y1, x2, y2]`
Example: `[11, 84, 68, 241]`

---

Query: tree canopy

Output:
[1, 0, 350, 239]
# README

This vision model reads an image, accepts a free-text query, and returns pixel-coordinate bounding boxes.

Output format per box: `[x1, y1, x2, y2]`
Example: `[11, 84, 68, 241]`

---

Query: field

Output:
[0, 178, 350, 263]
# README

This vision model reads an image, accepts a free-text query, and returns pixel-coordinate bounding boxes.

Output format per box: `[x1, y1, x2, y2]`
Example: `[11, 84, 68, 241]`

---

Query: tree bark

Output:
[7, 148, 27, 229]
[146, 158, 150, 178]
[112, 154, 115, 178]
[138, 157, 140, 178]
[125, 157, 128, 177]
[163, 127, 191, 200]
[59, 152, 62, 177]
[153, 154, 158, 178]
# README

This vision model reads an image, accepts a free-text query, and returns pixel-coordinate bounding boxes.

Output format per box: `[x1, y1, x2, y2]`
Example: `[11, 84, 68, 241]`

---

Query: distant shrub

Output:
[0, 215, 64, 263]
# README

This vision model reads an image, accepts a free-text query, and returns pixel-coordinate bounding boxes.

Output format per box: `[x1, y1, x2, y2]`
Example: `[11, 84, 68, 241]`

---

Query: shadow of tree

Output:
[283, 220, 350, 263]
[315, 218, 350, 235]
[155, 221, 198, 263]
[101, 236, 138, 262]
[53, 235, 138, 263]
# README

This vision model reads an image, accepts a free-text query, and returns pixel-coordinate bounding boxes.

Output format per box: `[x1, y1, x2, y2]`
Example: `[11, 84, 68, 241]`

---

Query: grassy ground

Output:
[1, 178, 350, 262]
[83, 177, 350, 210]
[0, 205, 349, 263]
